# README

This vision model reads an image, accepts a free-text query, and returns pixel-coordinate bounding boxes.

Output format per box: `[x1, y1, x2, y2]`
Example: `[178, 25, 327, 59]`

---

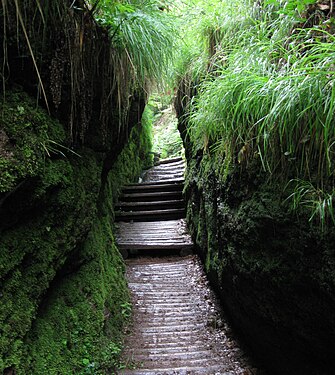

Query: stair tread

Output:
[127, 178, 184, 186]
[156, 156, 183, 164]
[122, 183, 183, 192]
[121, 191, 183, 201]
[117, 243, 193, 250]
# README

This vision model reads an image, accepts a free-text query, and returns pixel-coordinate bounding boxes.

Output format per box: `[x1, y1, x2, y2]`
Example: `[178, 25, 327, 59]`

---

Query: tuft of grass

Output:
[285, 179, 335, 231]
[174, 0, 335, 224]
[94, 0, 176, 85]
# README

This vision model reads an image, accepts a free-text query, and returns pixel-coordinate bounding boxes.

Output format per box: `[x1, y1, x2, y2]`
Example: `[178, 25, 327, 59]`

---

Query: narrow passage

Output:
[116, 159, 261, 374]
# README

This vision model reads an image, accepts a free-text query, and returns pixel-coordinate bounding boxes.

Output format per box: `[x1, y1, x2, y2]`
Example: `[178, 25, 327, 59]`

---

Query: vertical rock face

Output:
[1, 0, 145, 152]
[0, 1, 151, 373]
[175, 83, 335, 375]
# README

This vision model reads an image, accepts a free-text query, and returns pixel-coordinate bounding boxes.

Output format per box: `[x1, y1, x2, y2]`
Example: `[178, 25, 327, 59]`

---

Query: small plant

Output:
[120, 302, 132, 318]
[285, 179, 335, 230]
[40, 138, 82, 158]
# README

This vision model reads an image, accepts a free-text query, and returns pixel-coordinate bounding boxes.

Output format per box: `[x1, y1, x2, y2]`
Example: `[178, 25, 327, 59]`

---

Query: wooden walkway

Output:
[115, 158, 261, 374]
[120, 256, 259, 374]
[115, 157, 193, 258]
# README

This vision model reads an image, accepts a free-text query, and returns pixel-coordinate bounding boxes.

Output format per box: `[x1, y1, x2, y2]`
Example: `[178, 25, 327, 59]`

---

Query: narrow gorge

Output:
[1, 0, 335, 374]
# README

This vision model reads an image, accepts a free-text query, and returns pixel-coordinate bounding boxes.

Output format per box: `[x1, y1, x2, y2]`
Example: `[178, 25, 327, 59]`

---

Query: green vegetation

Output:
[145, 94, 184, 159]
[0, 0, 169, 372]
[175, 4, 335, 369]
[92, 0, 176, 85]
[0, 87, 152, 373]
[4, 0, 335, 373]
[174, 0, 335, 226]
[0, 91, 65, 193]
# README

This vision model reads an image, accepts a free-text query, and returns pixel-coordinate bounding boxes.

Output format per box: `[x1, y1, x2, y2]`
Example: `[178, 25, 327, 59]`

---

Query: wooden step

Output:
[115, 208, 185, 222]
[115, 199, 185, 211]
[156, 156, 184, 165]
[128, 178, 184, 186]
[120, 191, 183, 202]
[144, 165, 184, 171]
[144, 175, 184, 182]
[143, 175, 184, 182]
[117, 241, 193, 251]
[122, 183, 183, 193]
[151, 165, 185, 172]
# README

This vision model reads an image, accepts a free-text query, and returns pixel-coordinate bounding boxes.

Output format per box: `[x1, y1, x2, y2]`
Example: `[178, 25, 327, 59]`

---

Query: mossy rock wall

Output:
[175, 80, 335, 374]
[183, 151, 335, 375]
[0, 90, 151, 373]
[0, 1, 154, 372]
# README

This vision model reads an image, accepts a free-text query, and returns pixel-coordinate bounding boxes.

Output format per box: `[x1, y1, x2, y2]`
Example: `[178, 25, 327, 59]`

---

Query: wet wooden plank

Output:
[120, 191, 183, 202]
[122, 183, 183, 193]
[117, 242, 193, 250]
[115, 208, 185, 222]
[115, 199, 185, 211]
[156, 156, 184, 164]
[126, 178, 184, 186]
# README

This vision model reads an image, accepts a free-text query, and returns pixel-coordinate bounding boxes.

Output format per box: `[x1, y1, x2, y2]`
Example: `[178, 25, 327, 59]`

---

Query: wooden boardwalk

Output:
[115, 158, 261, 374]
[115, 157, 193, 257]
[120, 256, 259, 374]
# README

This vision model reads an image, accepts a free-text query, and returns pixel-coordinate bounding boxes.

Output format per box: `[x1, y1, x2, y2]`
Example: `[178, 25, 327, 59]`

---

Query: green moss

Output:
[0, 90, 65, 193]
[21, 217, 129, 375]
[0, 91, 152, 373]
[0, 153, 99, 371]
[108, 114, 153, 207]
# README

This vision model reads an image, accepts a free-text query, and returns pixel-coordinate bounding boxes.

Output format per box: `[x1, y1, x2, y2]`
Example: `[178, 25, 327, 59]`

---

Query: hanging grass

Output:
[94, 0, 176, 85]
[189, 26, 335, 181]
[175, 0, 335, 225]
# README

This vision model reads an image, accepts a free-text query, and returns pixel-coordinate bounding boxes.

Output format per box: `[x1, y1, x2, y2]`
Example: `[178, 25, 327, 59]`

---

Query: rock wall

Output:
[0, 1, 152, 373]
[175, 83, 335, 375]
[0, 89, 151, 374]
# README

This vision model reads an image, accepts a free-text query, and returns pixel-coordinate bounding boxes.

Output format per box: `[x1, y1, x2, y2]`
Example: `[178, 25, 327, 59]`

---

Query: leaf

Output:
[264, 0, 279, 5]
[82, 358, 90, 366]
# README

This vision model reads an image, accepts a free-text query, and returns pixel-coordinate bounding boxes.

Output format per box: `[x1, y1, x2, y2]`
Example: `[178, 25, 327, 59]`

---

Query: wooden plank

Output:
[116, 222, 187, 228]
[156, 157, 183, 164]
[118, 239, 192, 244]
[116, 200, 185, 212]
[117, 227, 189, 234]
[117, 243, 193, 250]
[126, 179, 184, 186]
[152, 163, 184, 169]
[117, 232, 190, 239]
[116, 219, 186, 224]
[142, 176, 184, 183]
[122, 183, 183, 193]
[120, 191, 183, 202]
[117, 226, 186, 232]
[116, 232, 190, 237]
[118, 237, 191, 243]
[115, 219, 187, 229]
[151, 166, 185, 172]
[115, 208, 185, 222]
[146, 171, 184, 176]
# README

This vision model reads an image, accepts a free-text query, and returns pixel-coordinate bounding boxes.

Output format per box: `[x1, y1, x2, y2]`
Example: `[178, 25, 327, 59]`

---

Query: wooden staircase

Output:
[115, 157, 193, 257]
[116, 158, 261, 374]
